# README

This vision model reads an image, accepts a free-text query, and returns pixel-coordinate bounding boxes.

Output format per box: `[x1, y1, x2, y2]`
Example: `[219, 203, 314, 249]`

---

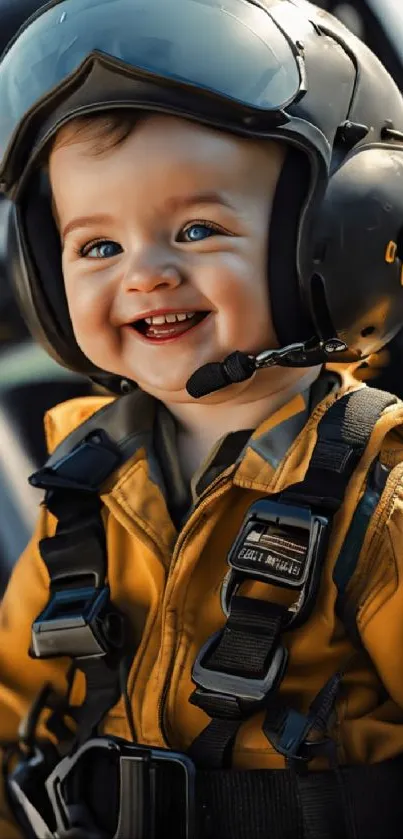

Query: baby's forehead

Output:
[49, 113, 286, 211]
[51, 112, 284, 171]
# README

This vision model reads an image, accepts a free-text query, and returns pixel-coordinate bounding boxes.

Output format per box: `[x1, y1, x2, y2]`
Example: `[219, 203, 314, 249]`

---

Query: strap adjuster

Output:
[29, 430, 122, 493]
[45, 736, 196, 839]
[31, 585, 124, 660]
[192, 629, 288, 718]
[221, 498, 329, 628]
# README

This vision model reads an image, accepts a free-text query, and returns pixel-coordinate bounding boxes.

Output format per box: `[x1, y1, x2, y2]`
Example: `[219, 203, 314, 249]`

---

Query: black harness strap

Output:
[12, 387, 401, 839]
[283, 387, 396, 510]
[189, 597, 288, 767]
[53, 741, 403, 839]
[28, 428, 130, 749]
[189, 388, 396, 838]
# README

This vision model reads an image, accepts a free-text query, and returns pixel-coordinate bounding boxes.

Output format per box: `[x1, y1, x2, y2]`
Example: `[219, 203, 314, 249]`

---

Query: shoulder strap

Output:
[26, 394, 146, 752]
[283, 386, 396, 510]
[189, 386, 397, 771]
[281, 386, 398, 637]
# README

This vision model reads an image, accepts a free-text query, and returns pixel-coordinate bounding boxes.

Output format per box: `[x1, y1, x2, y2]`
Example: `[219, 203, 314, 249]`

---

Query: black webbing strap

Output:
[64, 743, 403, 839]
[189, 598, 287, 767]
[189, 388, 396, 777]
[28, 429, 128, 749]
[195, 755, 403, 839]
[205, 598, 284, 676]
[39, 491, 106, 589]
[283, 387, 396, 510]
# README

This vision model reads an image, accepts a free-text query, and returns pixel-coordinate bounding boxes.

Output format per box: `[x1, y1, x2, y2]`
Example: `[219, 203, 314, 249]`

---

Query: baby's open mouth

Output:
[132, 311, 210, 340]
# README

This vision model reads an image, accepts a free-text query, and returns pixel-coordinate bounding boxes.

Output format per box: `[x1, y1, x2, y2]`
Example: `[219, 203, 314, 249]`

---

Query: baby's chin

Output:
[135, 370, 264, 406]
[113, 358, 218, 400]
[80, 352, 192, 396]
[134, 377, 200, 402]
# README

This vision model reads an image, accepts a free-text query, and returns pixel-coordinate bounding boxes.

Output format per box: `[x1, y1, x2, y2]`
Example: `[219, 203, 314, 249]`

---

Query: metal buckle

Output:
[8, 747, 58, 839]
[192, 630, 288, 711]
[45, 736, 196, 839]
[31, 585, 124, 660]
[221, 498, 329, 628]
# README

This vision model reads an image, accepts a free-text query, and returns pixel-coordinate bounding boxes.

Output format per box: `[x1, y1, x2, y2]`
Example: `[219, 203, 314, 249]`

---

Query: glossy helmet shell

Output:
[0, 0, 48, 336]
[1, 0, 403, 391]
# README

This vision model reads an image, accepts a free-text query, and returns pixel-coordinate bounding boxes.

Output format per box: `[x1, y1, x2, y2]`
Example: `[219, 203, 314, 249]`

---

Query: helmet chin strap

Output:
[185, 336, 350, 399]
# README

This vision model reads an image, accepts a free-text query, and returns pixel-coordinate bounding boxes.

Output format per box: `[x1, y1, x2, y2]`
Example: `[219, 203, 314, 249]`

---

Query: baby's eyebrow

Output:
[62, 213, 114, 242]
[61, 193, 234, 242]
[162, 191, 235, 214]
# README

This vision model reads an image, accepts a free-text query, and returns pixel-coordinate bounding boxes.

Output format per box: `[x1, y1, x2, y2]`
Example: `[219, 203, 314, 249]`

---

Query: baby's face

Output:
[50, 114, 285, 402]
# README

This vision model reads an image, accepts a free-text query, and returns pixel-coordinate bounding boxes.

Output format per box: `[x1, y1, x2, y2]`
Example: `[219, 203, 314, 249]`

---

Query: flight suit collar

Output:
[154, 369, 341, 526]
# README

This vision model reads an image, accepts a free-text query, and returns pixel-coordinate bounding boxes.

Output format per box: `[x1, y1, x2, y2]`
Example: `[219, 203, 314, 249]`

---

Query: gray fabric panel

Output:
[250, 408, 309, 470]
[45, 388, 155, 466]
[250, 371, 341, 470]
[44, 388, 169, 494]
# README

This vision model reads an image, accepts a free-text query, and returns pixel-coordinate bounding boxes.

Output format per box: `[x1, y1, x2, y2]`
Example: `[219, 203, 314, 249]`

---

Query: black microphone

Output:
[186, 351, 255, 398]
[185, 338, 351, 399]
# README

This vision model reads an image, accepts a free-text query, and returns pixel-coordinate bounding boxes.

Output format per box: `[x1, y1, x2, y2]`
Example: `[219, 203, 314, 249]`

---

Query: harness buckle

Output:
[31, 585, 124, 660]
[8, 745, 59, 839]
[221, 498, 329, 628]
[192, 630, 288, 716]
[45, 736, 196, 839]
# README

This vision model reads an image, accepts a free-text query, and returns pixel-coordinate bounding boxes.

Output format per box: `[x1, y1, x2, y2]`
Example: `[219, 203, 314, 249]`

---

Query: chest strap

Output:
[188, 387, 396, 771]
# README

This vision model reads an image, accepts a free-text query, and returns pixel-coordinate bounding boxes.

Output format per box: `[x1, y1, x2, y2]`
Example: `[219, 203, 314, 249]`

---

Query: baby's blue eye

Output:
[83, 241, 122, 259]
[182, 224, 216, 242]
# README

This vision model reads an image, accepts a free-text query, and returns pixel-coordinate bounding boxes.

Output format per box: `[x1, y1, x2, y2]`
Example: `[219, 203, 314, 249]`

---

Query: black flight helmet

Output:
[1, 0, 403, 394]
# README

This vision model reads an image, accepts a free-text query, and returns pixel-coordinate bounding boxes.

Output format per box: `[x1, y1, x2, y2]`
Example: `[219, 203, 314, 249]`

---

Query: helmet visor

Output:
[0, 0, 303, 180]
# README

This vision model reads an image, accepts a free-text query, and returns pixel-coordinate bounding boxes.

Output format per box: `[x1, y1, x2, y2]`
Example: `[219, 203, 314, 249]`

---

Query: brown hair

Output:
[50, 110, 141, 157]
[47, 111, 141, 226]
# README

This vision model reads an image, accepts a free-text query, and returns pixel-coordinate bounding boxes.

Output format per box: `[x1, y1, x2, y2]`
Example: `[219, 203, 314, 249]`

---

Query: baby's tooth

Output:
[146, 312, 196, 325]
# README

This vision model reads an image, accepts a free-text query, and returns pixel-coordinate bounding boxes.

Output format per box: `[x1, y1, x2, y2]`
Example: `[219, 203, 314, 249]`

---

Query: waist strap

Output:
[41, 737, 403, 839]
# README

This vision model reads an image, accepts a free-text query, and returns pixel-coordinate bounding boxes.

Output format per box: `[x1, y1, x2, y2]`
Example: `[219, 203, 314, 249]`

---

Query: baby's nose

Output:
[123, 259, 183, 293]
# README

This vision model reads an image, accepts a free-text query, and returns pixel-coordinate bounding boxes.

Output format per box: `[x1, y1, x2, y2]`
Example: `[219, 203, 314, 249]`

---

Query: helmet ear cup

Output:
[16, 172, 93, 372]
[15, 174, 135, 392]
[268, 149, 316, 347]
[396, 227, 403, 262]
[310, 146, 403, 357]
[24, 172, 71, 339]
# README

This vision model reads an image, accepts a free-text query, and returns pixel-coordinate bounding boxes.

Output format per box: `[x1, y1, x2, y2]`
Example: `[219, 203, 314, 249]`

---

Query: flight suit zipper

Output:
[157, 471, 234, 745]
